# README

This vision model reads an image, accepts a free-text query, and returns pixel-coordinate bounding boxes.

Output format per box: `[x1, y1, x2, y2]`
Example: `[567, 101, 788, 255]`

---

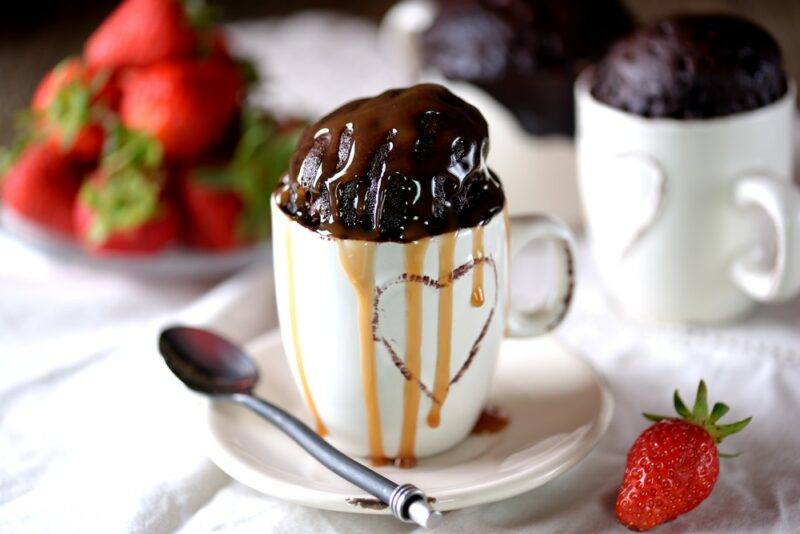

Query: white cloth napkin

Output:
[2, 240, 799, 533]
[2, 12, 799, 534]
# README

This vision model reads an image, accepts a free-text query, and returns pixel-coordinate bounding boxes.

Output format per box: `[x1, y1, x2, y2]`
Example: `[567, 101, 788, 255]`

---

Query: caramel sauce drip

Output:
[397, 238, 430, 467]
[470, 405, 510, 435]
[336, 240, 388, 465]
[470, 226, 485, 307]
[427, 231, 457, 428]
[285, 227, 328, 436]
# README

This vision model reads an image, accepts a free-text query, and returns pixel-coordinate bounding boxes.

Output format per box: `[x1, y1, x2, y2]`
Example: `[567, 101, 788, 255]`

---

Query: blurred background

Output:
[2, 0, 799, 144]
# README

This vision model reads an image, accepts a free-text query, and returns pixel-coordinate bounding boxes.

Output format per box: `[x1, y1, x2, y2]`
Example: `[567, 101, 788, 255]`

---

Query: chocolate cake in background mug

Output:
[576, 14, 800, 323]
[380, 0, 633, 227]
[272, 84, 576, 466]
[591, 14, 788, 119]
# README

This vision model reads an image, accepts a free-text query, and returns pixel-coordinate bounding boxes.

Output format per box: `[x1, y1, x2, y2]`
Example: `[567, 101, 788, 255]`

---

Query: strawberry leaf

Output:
[673, 389, 692, 419]
[713, 417, 752, 442]
[183, 0, 218, 30]
[80, 168, 163, 245]
[103, 126, 163, 173]
[0, 110, 40, 178]
[236, 59, 260, 87]
[709, 402, 730, 424]
[642, 413, 673, 423]
[692, 380, 709, 422]
[657, 381, 752, 445]
[46, 82, 92, 147]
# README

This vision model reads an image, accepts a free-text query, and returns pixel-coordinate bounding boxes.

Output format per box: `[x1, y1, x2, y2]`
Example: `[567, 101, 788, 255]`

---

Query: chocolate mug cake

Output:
[576, 14, 800, 323]
[272, 84, 576, 466]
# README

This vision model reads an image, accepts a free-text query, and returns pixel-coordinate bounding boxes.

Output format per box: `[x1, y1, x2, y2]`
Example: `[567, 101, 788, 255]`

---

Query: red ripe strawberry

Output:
[74, 127, 178, 254]
[120, 59, 243, 161]
[615, 381, 751, 531]
[178, 111, 303, 250]
[84, 0, 197, 69]
[179, 173, 244, 250]
[74, 183, 178, 254]
[1, 142, 81, 236]
[31, 58, 119, 163]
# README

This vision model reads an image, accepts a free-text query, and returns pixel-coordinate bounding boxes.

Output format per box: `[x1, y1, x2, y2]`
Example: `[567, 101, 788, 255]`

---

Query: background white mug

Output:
[576, 69, 800, 323]
[271, 201, 575, 464]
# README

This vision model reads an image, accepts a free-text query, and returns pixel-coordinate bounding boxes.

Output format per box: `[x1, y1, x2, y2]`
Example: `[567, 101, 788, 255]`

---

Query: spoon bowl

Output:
[159, 326, 259, 395]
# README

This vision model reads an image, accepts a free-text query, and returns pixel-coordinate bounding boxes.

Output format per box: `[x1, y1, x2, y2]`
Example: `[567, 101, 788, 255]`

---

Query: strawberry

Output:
[119, 59, 243, 161]
[31, 58, 119, 163]
[32, 58, 119, 112]
[74, 127, 178, 254]
[179, 110, 303, 250]
[1, 142, 81, 236]
[179, 175, 243, 250]
[84, 0, 197, 69]
[615, 381, 751, 531]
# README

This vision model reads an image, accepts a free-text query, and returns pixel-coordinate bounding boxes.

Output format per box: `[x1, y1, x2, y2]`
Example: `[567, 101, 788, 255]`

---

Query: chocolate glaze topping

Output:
[422, 0, 634, 135]
[591, 14, 788, 119]
[274, 84, 505, 242]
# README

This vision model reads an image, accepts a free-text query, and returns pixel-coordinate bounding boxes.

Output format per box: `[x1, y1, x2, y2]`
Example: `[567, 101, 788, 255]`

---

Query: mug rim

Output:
[270, 193, 505, 244]
[575, 66, 797, 129]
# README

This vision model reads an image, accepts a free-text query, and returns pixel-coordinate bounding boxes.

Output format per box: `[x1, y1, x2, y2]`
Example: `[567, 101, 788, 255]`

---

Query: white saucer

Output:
[206, 331, 613, 514]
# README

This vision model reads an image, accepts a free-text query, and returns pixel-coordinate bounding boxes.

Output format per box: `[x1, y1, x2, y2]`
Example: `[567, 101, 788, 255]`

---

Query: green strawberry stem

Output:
[0, 111, 39, 178]
[80, 168, 163, 244]
[80, 126, 166, 244]
[183, 0, 217, 31]
[102, 126, 163, 175]
[47, 82, 92, 147]
[643, 380, 752, 444]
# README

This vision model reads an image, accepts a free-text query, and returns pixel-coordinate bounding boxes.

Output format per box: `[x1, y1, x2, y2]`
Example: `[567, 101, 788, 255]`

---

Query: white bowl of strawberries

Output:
[0, 0, 304, 278]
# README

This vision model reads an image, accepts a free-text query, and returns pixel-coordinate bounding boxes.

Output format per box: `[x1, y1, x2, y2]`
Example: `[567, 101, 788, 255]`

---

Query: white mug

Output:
[576, 69, 800, 323]
[271, 200, 575, 464]
[379, 0, 582, 227]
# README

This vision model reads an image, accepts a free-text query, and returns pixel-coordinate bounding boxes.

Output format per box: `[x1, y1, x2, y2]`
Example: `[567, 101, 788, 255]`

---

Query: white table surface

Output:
[2, 12, 799, 534]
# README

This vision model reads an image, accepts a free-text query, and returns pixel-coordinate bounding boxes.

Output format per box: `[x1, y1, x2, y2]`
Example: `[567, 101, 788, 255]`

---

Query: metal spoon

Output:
[158, 325, 442, 529]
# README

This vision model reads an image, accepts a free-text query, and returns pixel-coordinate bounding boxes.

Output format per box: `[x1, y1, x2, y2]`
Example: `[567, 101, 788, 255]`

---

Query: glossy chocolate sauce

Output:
[274, 84, 505, 242]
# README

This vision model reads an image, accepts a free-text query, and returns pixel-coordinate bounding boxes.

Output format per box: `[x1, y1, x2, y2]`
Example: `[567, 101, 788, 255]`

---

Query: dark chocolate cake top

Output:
[591, 14, 788, 119]
[273, 84, 505, 242]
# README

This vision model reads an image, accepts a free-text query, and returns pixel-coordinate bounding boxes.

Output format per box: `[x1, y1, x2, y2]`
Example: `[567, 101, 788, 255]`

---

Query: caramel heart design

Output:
[371, 256, 499, 403]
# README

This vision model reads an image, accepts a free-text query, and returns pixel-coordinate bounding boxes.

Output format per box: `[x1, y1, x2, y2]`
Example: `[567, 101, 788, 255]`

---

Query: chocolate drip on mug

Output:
[285, 227, 328, 436]
[274, 84, 505, 243]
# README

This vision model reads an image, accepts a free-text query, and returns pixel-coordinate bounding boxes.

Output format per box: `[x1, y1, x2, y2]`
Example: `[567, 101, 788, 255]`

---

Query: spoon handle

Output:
[230, 393, 440, 528]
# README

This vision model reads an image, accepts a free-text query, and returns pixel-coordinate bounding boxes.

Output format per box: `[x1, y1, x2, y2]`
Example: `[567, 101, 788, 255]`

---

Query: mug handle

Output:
[731, 174, 800, 302]
[505, 214, 576, 337]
